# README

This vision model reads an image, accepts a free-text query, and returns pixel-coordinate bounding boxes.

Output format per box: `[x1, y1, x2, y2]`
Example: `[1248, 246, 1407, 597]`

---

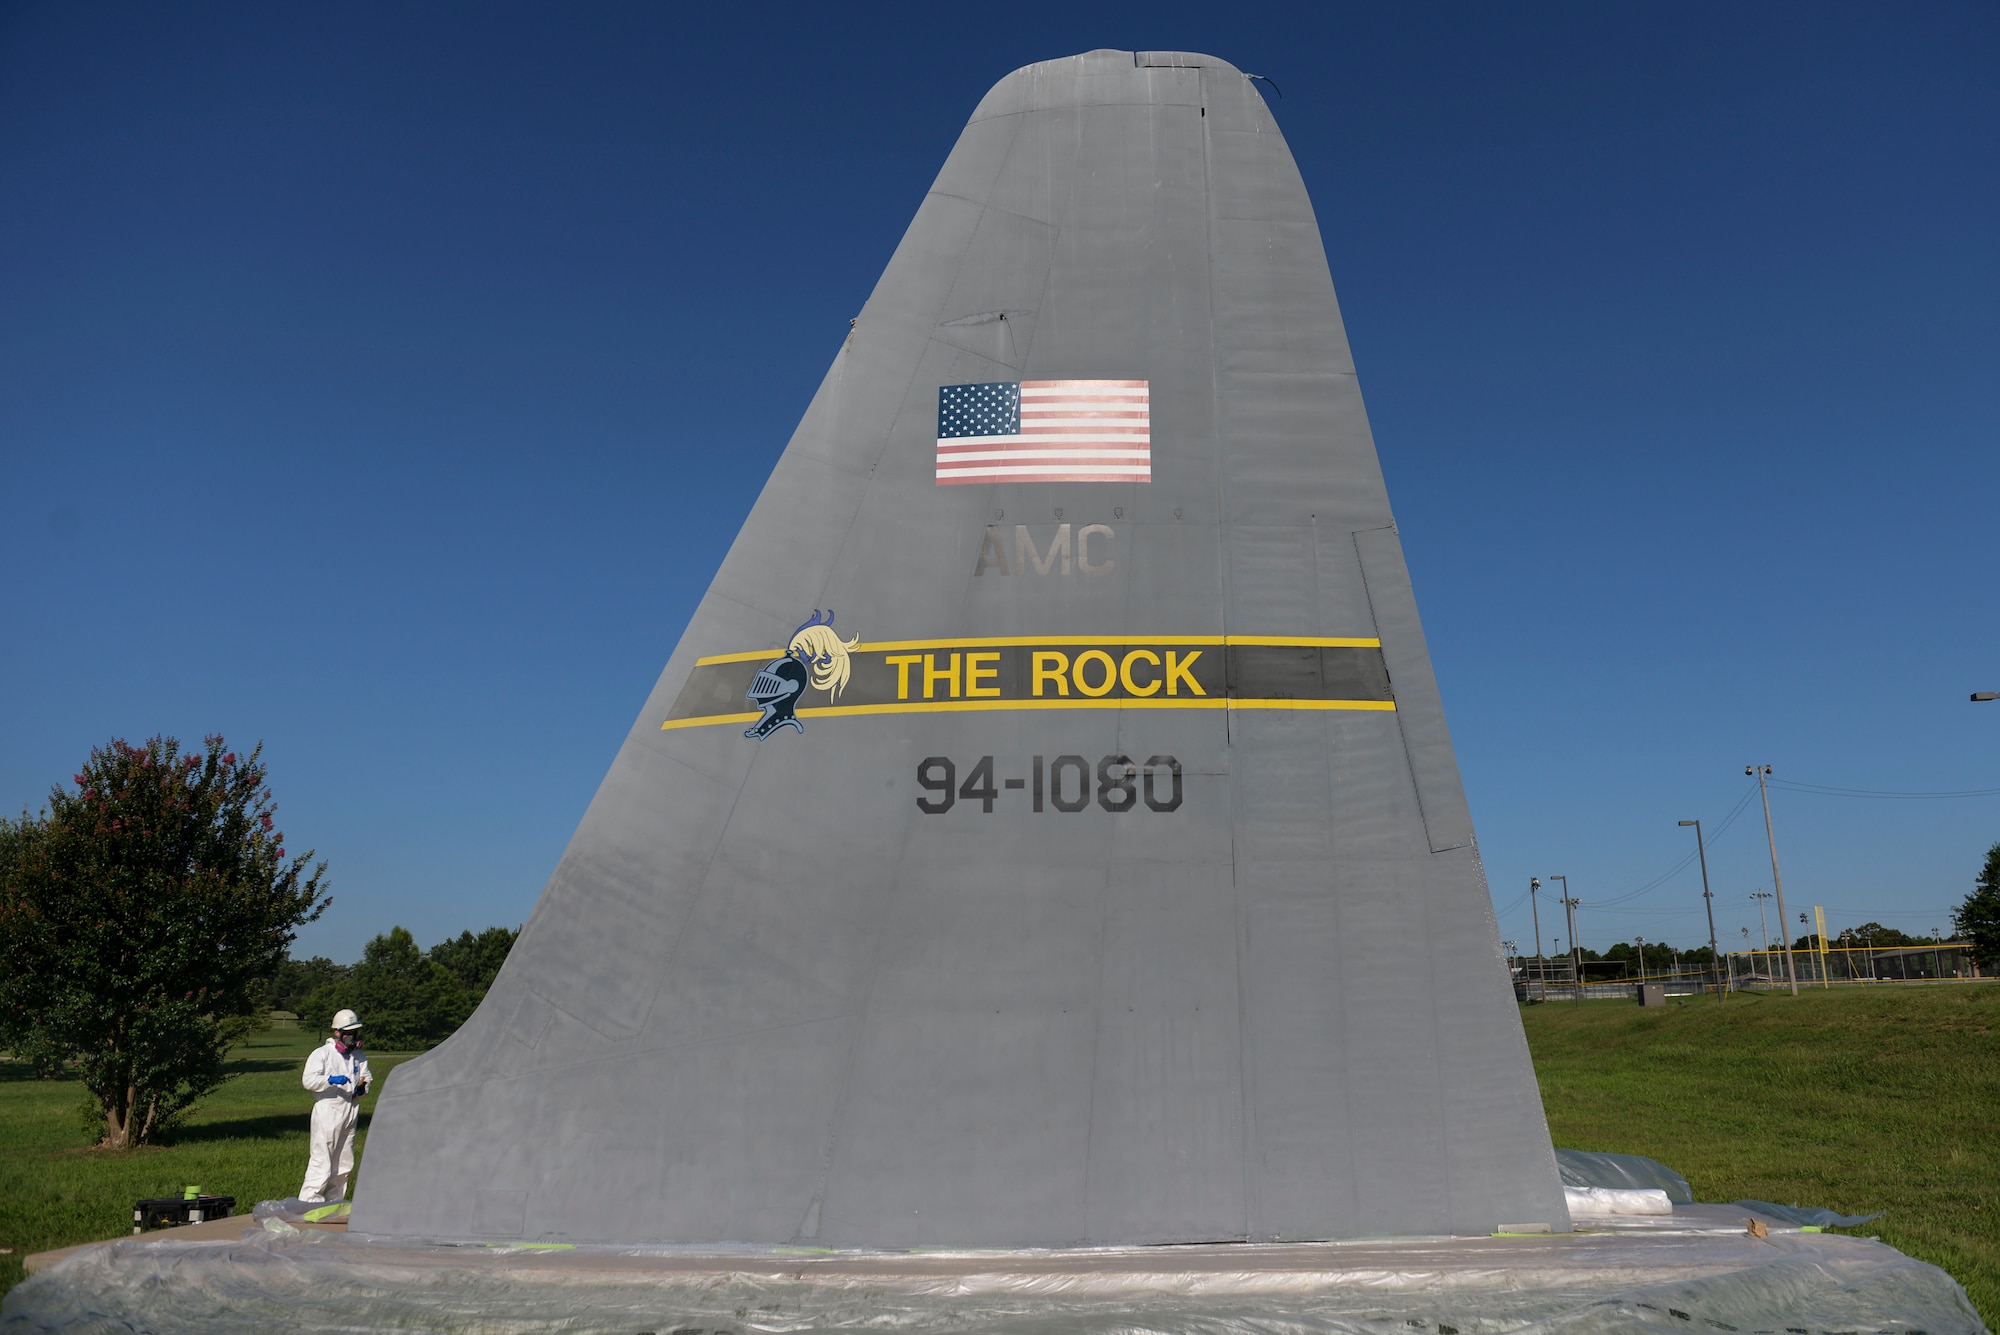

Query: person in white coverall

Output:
[300, 1009, 372, 1202]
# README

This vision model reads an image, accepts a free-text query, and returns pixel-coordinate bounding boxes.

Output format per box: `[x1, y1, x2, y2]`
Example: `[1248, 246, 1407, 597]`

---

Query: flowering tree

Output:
[0, 735, 328, 1146]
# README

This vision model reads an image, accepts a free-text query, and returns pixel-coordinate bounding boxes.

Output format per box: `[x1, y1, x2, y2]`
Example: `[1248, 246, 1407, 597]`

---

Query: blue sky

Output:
[3, 2, 1995, 963]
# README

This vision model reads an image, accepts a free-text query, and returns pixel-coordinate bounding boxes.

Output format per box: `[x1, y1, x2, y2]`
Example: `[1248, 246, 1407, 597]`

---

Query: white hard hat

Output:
[331, 1009, 362, 1031]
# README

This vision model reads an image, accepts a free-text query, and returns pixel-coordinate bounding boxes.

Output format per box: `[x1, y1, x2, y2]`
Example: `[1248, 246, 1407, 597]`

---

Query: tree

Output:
[429, 925, 518, 1003]
[0, 736, 327, 1146]
[0, 813, 68, 1079]
[1605, 940, 1679, 974]
[259, 955, 350, 1015]
[301, 927, 470, 1050]
[1835, 922, 1923, 949]
[1953, 842, 2000, 967]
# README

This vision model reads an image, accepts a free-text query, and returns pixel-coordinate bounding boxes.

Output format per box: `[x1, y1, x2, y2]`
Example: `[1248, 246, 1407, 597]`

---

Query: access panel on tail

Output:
[350, 49, 1570, 1247]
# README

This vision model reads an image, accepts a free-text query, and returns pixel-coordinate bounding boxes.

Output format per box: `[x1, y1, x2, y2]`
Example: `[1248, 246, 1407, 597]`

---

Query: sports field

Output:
[2, 988, 1995, 1327]
[1525, 983, 1999, 1327]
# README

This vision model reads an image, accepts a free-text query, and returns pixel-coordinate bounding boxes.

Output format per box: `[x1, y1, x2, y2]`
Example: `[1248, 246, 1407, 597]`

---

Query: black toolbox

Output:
[133, 1193, 235, 1233]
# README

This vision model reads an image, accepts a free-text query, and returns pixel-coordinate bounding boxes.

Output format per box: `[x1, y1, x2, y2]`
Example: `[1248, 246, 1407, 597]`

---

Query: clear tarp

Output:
[1555, 1150, 1694, 1204]
[1564, 1187, 1675, 1216]
[4, 1205, 1983, 1335]
[1731, 1201, 1886, 1229]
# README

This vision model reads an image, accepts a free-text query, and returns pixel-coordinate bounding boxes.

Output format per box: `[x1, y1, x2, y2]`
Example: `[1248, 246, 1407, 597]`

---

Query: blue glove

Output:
[327, 1075, 349, 1087]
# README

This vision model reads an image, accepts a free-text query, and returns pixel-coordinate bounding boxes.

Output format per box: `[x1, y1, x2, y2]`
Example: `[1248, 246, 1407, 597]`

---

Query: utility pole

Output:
[1747, 765, 1799, 996]
[1552, 874, 1580, 1007]
[1529, 878, 1545, 998]
[1680, 819, 1723, 1002]
[1634, 934, 1647, 985]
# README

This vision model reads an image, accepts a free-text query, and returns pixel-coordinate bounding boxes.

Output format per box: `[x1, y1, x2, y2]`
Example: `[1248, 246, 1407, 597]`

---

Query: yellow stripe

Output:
[1225, 635, 1381, 648]
[660, 711, 761, 730]
[694, 650, 784, 666]
[661, 696, 1394, 730]
[800, 697, 1229, 719]
[860, 634, 1229, 652]
[1228, 698, 1397, 712]
[696, 633, 1377, 665]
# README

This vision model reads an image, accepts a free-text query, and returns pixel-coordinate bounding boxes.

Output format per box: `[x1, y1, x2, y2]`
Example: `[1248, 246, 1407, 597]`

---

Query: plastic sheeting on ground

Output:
[1733, 1201, 1887, 1229]
[250, 1197, 350, 1226]
[1556, 1150, 1694, 1204]
[2, 1205, 1983, 1335]
[1564, 1187, 1675, 1216]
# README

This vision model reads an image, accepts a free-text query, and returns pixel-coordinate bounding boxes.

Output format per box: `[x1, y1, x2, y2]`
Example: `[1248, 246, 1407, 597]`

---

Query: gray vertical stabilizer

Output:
[350, 49, 1569, 1247]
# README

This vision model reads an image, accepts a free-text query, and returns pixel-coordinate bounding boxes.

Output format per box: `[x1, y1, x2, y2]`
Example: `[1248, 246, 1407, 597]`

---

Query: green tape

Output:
[486, 1242, 574, 1250]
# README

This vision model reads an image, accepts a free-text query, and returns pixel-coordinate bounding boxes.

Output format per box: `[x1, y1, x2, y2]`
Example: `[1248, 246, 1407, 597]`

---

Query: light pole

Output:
[1751, 891, 1774, 982]
[1552, 874, 1580, 1007]
[1680, 819, 1723, 1002]
[1747, 765, 1799, 996]
[1973, 693, 1998, 702]
[1634, 934, 1647, 986]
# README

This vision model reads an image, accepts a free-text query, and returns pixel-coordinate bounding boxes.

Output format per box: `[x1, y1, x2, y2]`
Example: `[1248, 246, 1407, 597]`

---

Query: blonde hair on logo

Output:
[788, 611, 861, 700]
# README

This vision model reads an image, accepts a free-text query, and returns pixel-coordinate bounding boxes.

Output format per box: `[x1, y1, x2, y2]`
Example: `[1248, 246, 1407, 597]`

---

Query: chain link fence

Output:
[1509, 942, 1988, 1001]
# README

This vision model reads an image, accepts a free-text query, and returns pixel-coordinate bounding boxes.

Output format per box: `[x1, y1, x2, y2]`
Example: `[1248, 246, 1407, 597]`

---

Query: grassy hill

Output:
[1525, 983, 1998, 1327]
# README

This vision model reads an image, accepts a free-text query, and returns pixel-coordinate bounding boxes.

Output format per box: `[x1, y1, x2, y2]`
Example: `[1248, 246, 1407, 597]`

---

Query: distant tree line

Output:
[265, 924, 518, 1050]
[1528, 943, 1716, 971]
[1831, 921, 1930, 948]
[1527, 913, 1998, 973]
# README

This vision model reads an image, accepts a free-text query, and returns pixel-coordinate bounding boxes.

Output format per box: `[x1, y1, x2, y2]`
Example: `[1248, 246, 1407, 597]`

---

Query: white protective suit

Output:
[299, 1036, 372, 1202]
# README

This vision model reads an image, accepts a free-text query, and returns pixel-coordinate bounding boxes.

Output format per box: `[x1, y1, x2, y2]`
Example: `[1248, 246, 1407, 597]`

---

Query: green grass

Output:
[0, 1025, 415, 1299]
[3, 990, 1995, 1325]
[1524, 983, 1999, 1329]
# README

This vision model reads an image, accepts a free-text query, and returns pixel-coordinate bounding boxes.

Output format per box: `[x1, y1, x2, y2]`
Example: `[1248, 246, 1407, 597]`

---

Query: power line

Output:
[1768, 778, 2000, 801]
[1587, 781, 1760, 908]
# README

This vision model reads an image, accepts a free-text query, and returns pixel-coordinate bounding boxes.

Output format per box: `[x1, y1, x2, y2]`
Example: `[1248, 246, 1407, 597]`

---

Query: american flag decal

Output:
[935, 379, 1150, 485]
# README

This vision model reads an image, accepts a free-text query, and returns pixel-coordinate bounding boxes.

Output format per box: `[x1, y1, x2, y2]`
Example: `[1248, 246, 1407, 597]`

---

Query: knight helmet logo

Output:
[744, 610, 860, 740]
